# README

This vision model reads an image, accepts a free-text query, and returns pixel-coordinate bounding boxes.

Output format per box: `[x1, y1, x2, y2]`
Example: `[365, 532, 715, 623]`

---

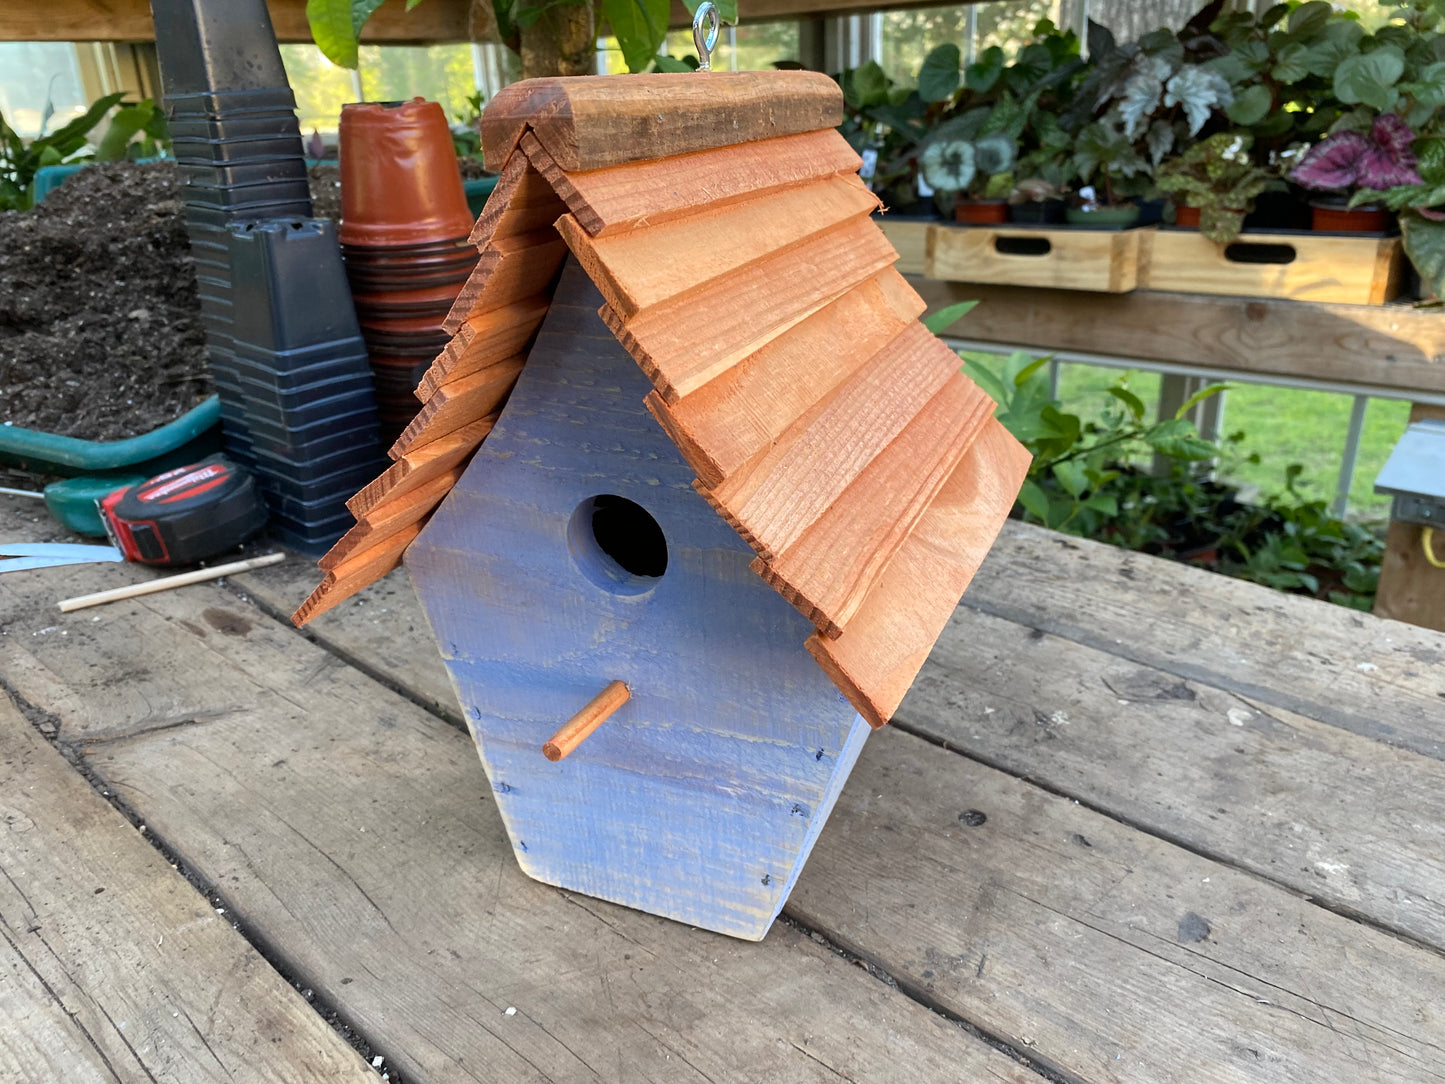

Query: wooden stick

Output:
[0, 486, 45, 499]
[58, 553, 285, 613]
[543, 680, 630, 762]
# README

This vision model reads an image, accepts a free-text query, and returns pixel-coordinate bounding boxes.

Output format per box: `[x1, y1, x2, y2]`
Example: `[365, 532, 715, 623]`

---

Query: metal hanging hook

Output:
[693, 1, 720, 71]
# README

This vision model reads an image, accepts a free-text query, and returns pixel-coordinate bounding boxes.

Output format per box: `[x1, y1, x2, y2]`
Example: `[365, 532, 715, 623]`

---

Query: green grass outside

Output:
[968, 356, 1411, 521]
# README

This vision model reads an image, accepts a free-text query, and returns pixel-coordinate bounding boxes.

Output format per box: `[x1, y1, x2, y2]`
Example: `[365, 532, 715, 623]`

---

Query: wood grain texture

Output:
[807, 418, 1030, 726]
[466, 151, 568, 250]
[792, 726, 1445, 1084]
[0, 592, 1039, 1084]
[525, 127, 862, 238]
[0, 696, 373, 1084]
[442, 230, 567, 336]
[318, 469, 460, 572]
[292, 520, 422, 626]
[407, 263, 870, 939]
[708, 321, 960, 562]
[416, 296, 548, 400]
[605, 214, 900, 401]
[965, 521, 1445, 761]
[646, 269, 924, 489]
[480, 71, 844, 173]
[927, 223, 1151, 292]
[899, 601, 1445, 951]
[555, 174, 880, 318]
[756, 370, 996, 638]
[912, 278, 1445, 395]
[347, 413, 495, 517]
[1144, 229, 1404, 305]
[389, 360, 521, 459]
[1374, 403, 1445, 632]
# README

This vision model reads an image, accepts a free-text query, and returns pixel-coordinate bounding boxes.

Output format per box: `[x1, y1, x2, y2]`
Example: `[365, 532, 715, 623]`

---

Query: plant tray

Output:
[925, 223, 1150, 293]
[873, 214, 934, 276]
[1141, 229, 1404, 306]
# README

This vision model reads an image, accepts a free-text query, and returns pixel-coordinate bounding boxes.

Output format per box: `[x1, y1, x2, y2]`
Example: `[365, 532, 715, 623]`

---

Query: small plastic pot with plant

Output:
[917, 118, 1018, 224]
[1156, 131, 1279, 240]
[1290, 113, 1422, 231]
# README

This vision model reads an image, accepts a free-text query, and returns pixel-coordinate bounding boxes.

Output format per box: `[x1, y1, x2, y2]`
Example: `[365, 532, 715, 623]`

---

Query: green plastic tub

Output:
[0, 395, 222, 477]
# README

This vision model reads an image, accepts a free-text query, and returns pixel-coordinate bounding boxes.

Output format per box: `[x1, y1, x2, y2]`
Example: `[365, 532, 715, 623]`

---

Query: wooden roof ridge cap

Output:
[481, 72, 845, 173]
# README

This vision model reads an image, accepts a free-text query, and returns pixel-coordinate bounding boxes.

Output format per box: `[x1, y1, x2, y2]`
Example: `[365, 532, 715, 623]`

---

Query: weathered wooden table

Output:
[2, 495, 1443, 1083]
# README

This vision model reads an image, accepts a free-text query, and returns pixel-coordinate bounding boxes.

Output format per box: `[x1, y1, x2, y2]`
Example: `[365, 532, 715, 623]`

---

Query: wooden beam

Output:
[2, 0, 972, 43]
[912, 277, 1445, 397]
[0, 0, 475, 44]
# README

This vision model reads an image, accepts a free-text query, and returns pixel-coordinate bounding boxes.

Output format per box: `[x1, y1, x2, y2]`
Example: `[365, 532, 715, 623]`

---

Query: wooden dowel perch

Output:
[58, 553, 286, 612]
[544, 680, 629, 762]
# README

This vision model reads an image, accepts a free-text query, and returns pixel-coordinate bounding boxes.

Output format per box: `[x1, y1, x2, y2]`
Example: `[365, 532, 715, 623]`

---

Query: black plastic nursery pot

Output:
[1008, 199, 1067, 225]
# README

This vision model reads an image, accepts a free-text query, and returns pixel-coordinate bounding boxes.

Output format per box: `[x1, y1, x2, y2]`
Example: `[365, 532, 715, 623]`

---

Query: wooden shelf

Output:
[1, 0, 979, 42]
[911, 276, 1445, 398]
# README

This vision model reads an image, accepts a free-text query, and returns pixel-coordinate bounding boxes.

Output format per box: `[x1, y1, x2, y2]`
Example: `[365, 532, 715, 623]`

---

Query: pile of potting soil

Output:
[0, 161, 212, 441]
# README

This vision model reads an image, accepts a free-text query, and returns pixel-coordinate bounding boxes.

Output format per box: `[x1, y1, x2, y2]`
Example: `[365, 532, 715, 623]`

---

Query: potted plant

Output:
[1155, 131, 1278, 240]
[918, 122, 1018, 223]
[1068, 117, 1153, 226]
[1289, 113, 1422, 231]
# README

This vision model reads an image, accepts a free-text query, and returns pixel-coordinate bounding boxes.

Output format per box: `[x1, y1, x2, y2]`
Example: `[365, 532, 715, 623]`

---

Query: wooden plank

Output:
[964, 520, 1445, 761]
[555, 174, 879, 318]
[874, 216, 931, 275]
[1144, 229, 1404, 305]
[442, 230, 567, 336]
[897, 600, 1445, 950]
[1374, 402, 1445, 633]
[389, 358, 522, 459]
[791, 726, 1445, 1084]
[0, 0, 474, 43]
[526, 128, 862, 238]
[416, 295, 548, 400]
[466, 153, 568, 250]
[912, 277, 1445, 396]
[318, 468, 460, 572]
[0, 547, 1039, 1082]
[0, 695, 374, 1084]
[292, 520, 422, 626]
[605, 214, 900, 401]
[709, 321, 960, 561]
[646, 268, 924, 488]
[756, 371, 995, 638]
[347, 412, 495, 517]
[806, 418, 1029, 726]
[481, 71, 844, 173]
[927, 223, 1150, 293]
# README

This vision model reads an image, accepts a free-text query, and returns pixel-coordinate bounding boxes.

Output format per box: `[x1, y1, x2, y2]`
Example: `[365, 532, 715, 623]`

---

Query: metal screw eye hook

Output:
[693, 1, 720, 71]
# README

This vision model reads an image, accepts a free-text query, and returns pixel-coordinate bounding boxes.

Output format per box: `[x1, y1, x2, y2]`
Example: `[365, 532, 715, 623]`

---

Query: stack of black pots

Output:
[151, 0, 383, 552]
[227, 220, 382, 553]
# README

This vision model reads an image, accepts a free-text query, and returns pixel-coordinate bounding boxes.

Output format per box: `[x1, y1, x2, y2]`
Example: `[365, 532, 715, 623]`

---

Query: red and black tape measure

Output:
[100, 456, 268, 567]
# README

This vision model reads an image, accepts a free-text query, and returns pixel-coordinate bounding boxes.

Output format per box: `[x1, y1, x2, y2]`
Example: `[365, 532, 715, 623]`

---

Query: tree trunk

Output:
[520, 1, 597, 79]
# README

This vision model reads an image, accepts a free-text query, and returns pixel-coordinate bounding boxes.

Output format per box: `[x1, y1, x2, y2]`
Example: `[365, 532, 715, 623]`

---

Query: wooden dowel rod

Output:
[58, 553, 286, 612]
[543, 680, 630, 762]
[0, 486, 45, 499]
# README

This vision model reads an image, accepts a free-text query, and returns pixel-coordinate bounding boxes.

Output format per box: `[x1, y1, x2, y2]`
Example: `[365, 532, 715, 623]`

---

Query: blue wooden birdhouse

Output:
[296, 70, 1029, 940]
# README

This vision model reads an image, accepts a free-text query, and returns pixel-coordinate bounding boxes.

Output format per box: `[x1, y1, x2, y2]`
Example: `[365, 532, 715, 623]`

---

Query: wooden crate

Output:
[926, 223, 1150, 293]
[1143, 229, 1404, 306]
[874, 215, 932, 276]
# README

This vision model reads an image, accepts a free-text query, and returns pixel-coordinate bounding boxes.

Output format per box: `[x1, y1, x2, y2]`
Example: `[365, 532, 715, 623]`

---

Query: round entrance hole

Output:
[568, 494, 668, 595]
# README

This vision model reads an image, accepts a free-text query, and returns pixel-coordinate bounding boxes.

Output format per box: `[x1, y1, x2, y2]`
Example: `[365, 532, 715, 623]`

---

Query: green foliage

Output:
[1156, 132, 1277, 241]
[968, 347, 1382, 609]
[450, 90, 485, 158]
[0, 92, 141, 212]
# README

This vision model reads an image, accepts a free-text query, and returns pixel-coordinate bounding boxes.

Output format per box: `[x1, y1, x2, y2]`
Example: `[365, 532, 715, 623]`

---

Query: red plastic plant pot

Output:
[339, 99, 474, 247]
[1310, 201, 1390, 233]
[1174, 205, 1201, 229]
[955, 199, 1009, 225]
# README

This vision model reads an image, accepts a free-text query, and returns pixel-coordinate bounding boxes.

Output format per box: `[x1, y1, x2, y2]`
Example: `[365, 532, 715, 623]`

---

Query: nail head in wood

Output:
[543, 680, 630, 762]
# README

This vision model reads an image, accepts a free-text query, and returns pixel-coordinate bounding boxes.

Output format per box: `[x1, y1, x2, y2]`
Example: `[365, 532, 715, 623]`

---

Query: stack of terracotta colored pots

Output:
[338, 99, 479, 443]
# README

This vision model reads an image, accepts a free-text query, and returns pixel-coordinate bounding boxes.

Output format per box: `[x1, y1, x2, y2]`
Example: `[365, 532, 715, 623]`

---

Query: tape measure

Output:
[99, 456, 269, 567]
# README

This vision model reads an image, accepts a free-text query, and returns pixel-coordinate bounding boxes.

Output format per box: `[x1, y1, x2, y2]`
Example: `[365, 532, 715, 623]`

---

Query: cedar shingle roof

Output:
[293, 72, 1030, 727]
